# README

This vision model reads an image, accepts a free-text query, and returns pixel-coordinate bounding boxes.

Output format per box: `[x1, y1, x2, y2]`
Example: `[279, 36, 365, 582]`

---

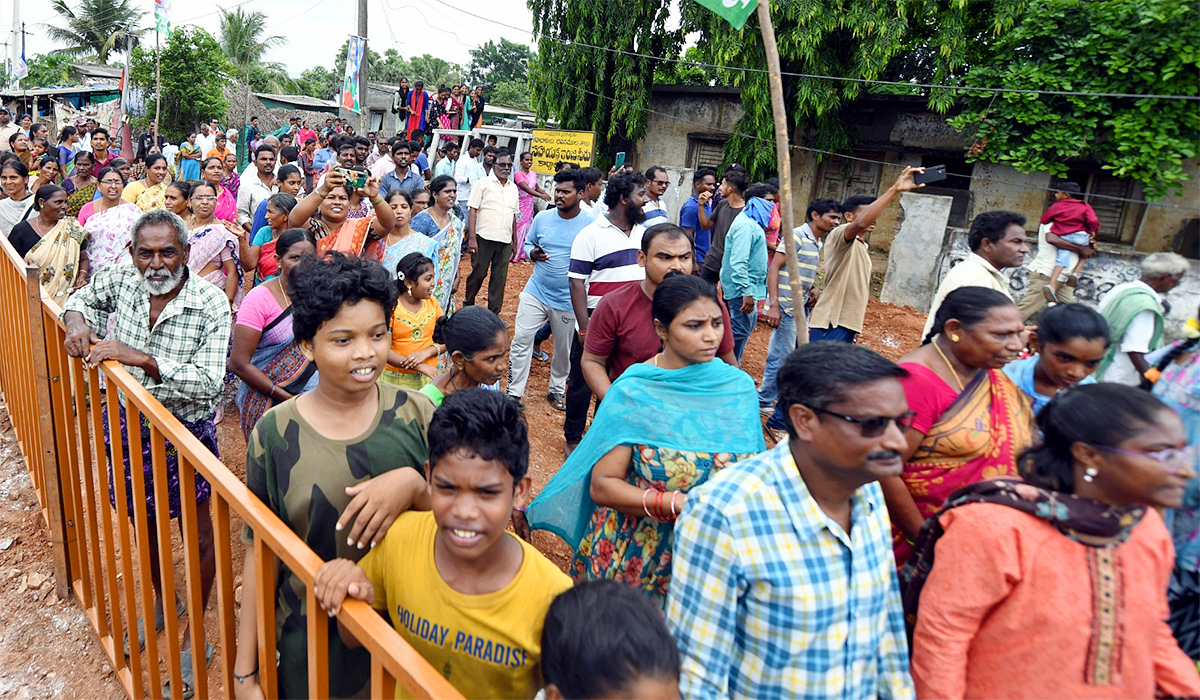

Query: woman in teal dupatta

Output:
[528, 276, 764, 608]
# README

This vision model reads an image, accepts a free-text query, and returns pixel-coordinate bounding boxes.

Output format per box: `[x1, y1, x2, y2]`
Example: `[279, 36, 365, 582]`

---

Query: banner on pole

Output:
[341, 35, 366, 113]
[693, 0, 759, 30]
[154, 0, 173, 36]
[529, 129, 596, 174]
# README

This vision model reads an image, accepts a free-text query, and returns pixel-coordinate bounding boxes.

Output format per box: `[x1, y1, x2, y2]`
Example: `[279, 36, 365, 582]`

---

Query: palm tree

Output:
[218, 7, 288, 130]
[44, 0, 146, 65]
[408, 55, 463, 89]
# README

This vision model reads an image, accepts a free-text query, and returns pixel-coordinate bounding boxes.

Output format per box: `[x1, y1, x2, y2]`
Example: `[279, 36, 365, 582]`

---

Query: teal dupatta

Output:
[528, 359, 765, 548]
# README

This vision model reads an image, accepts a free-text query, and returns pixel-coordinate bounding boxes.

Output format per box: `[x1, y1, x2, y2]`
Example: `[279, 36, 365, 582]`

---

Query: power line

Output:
[433, 0, 1200, 103]
[535, 69, 1200, 211]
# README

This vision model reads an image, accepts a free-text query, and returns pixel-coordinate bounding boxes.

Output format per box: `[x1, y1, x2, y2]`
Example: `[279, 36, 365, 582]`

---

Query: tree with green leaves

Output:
[408, 54, 463, 88]
[949, 0, 1199, 199]
[131, 27, 231, 142]
[218, 8, 294, 94]
[44, 0, 146, 65]
[467, 38, 535, 93]
[20, 54, 77, 89]
[299, 66, 340, 99]
[529, 0, 678, 167]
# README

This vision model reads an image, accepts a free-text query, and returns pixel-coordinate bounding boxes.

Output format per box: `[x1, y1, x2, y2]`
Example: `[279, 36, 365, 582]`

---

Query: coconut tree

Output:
[44, 0, 146, 65]
[218, 7, 288, 153]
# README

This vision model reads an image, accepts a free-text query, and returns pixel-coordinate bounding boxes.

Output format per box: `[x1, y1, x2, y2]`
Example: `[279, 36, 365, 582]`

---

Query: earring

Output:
[950, 334, 960, 342]
[1082, 467, 1098, 483]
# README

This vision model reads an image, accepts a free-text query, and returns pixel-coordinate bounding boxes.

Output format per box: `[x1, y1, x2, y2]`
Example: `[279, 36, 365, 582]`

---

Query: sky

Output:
[12, 0, 538, 76]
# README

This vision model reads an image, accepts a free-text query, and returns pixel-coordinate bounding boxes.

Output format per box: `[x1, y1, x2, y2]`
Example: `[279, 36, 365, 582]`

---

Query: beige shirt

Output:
[921, 252, 1014, 339]
[808, 223, 872, 333]
[467, 171, 519, 244]
[0, 123, 20, 152]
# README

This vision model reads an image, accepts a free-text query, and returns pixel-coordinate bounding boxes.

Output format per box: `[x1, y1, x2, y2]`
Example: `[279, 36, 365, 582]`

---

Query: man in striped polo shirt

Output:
[641, 166, 670, 223]
[761, 198, 842, 432]
[563, 170, 649, 455]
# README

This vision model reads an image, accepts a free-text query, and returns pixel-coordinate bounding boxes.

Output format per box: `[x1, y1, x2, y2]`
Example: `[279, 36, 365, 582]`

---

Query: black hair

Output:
[384, 189, 413, 207]
[411, 128, 425, 141]
[1055, 181, 1083, 198]
[922, 286, 1014, 345]
[429, 174, 456, 196]
[644, 165, 668, 181]
[58, 125, 78, 142]
[721, 168, 749, 195]
[8, 132, 24, 147]
[32, 184, 65, 211]
[395, 252, 433, 291]
[355, 135, 372, 148]
[336, 141, 357, 155]
[552, 168, 586, 192]
[0, 154, 28, 178]
[841, 194, 875, 214]
[144, 153, 167, 170]
[806, 197, 841, 221]
[579, 167, 603, 186]
[407, 140, 423, 154]
[95, 166, 122, 184]
[692, 167, 716, 185]
[277, 163, 302, 182]
[745, 182, 777, 200]
[289, 252, 399, 343]
[540, 580, 680, 699]
[266, 192, 298, 217]
[777, 343, 908, 439]
[427, 388, 528, 483]
[73, 150, 94, 167]
[251, 115, 258, 121]
[652, 273, 718, 328]
[191, 181, 218, 198]
[1020, 384, 1173, 493]
[280, 146, 299, 162]
[110, 158, 130, 171]
[468, 137, 484, 150]
[603, 170, 647, 208]
[201, 156, 224, 171]
[167, 180, 192, 200]
[1036, 303, 1110, 348]
[432, 305, 507, 360]
[520, 151, 531, 160]
[91, 127, 110, 139]
[641, 222, 691, 255]
[275, 228, 316, 257]
[482, 145, 499, 158]
[967, 210, 1026, 252]
[443, 141, 461, 154]
[254, 143, 277, 158]
[392, 140, 411, 154]
[35, 153, 57, 170]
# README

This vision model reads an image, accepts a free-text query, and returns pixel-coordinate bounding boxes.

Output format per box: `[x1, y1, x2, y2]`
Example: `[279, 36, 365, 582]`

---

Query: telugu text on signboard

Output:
[530, 129, 596, 173]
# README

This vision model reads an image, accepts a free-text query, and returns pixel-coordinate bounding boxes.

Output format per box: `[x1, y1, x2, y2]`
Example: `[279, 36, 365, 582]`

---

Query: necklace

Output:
[933, 338, 966, 392]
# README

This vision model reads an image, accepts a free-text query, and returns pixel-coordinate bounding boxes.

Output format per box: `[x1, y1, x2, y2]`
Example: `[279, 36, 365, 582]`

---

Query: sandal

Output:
[163, 643, 214, 700]
[546, 393, 566, 412]
[123, 597, 187, 656]
[532, 349, 550, 363]
[1042, 285, 1058, 303]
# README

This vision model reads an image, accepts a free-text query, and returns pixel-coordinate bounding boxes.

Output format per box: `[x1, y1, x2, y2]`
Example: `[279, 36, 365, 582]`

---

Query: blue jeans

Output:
[727, 301, 757, 365]
[757, 312, 796, 407]
[1055, 231, 1091, 267]
[809, 325, 857, 343]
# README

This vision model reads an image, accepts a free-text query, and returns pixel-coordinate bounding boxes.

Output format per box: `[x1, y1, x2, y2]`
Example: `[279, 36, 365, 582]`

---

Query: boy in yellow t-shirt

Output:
[315, 389, 572, 699]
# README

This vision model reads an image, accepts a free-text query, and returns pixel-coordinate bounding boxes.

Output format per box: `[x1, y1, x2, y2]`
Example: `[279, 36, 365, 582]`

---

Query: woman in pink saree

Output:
[511, 152, 550, 262]
[186, 181, 244, 309]
[199, 156, 237, 223]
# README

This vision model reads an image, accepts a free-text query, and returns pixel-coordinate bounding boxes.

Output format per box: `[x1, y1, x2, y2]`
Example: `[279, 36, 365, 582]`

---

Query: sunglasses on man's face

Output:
[807, 406, 917, 438]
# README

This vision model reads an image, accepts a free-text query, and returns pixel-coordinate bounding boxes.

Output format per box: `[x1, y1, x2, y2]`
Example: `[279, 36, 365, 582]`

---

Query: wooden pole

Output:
[756, 0, 808, 345]
[357, 0, 368, 134]
[154, 31, 161, 134]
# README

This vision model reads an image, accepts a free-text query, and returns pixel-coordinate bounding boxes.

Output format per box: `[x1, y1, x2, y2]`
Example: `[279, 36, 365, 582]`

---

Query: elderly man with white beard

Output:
[62, 209, 229, 682]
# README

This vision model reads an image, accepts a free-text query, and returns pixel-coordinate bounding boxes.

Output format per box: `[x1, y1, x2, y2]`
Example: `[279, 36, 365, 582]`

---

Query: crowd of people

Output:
[2, 103, 1198, 700]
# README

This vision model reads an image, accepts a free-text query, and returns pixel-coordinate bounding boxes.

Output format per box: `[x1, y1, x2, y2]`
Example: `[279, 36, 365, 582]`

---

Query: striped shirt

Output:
[642, 197, 668, 223]
[666, 443, 914, 700]
[778, 223, 822, 316]
[568, 214, 646, 309]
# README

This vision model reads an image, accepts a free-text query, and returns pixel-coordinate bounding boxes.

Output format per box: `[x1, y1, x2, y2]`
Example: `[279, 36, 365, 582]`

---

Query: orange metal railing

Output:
[0, 236, 462, 699]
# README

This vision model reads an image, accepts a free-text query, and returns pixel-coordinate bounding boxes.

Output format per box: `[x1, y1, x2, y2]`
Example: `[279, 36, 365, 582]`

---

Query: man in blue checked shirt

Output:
[666, 342, 916, 700]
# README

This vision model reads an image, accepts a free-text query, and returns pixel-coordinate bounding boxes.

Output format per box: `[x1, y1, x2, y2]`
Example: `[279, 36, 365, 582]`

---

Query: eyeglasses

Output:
[191, 195, 218, 202]
[1090, 444, 1196, 474]
[808, 406, 917, 438]
[100, 179, 123, 186]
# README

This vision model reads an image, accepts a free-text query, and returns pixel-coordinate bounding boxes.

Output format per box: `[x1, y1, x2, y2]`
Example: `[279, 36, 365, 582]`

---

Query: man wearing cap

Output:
[0, 107, 20, 152]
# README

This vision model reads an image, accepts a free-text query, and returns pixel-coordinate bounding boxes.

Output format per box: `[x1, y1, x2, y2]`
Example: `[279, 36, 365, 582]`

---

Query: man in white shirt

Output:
[1096, 252, 1189, 386]
[641, 165, 669, 223]
[463, 149, 520, 314]
[237, 145, 277, 234]
[454, 137, 486, 221]
[922, 210, 1030, 340]
[195, 123, 216, 156]
[1016, 221, 1097, 322]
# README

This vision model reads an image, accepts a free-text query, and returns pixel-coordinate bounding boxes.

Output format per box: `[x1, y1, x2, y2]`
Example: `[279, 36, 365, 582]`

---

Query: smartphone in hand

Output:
[913, 165, 947, 185]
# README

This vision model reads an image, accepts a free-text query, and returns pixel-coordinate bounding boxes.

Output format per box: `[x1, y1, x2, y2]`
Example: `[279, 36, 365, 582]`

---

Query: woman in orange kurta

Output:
[905, 383, 1200, 699]
[884, 287, 1035, 564]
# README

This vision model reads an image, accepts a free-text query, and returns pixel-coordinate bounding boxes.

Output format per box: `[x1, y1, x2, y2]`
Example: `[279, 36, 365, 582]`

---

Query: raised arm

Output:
[844, 166, 924, 241]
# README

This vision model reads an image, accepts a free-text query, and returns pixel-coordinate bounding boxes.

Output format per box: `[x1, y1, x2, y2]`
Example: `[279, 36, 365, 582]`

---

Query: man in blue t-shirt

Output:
[507, 169, 597, 410]
[679, 168, 717, 265]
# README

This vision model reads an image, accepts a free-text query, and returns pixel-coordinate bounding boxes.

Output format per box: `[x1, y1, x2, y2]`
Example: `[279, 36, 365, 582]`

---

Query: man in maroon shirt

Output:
[582, 223, 737, 398]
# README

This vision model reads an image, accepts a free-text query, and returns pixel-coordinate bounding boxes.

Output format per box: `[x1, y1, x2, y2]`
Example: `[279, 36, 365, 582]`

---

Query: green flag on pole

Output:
[693, 0, 759, 29]
[154, 0, 173, 36]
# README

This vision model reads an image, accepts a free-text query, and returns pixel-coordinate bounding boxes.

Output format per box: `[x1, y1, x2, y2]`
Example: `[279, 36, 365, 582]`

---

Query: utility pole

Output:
[357, 0, 367, 134]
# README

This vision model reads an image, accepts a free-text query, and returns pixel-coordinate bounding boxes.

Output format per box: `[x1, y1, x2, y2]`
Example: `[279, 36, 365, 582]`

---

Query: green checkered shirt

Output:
[62, 263, 232, 423]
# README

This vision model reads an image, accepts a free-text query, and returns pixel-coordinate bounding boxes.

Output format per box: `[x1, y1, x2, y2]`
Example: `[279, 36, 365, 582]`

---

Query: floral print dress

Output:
[571, 445, 752, 608]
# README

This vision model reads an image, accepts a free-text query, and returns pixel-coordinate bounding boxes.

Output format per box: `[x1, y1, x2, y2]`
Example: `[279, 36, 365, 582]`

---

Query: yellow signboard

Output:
[530, 129, 596, 173]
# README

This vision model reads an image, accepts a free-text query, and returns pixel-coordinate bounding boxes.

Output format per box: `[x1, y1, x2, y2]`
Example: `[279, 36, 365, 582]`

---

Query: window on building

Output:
[369, 110, 384, 132]
[686, 135, 726, 170]
[920, 155, 973, 228]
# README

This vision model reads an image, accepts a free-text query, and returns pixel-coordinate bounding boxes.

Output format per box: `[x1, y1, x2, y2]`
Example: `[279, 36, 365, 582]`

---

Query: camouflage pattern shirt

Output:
[243, 384, 435, 699]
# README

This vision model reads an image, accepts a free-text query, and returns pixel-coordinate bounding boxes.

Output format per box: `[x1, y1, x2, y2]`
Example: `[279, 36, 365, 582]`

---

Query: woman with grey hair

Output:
[1096, 251, 1190, 386]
